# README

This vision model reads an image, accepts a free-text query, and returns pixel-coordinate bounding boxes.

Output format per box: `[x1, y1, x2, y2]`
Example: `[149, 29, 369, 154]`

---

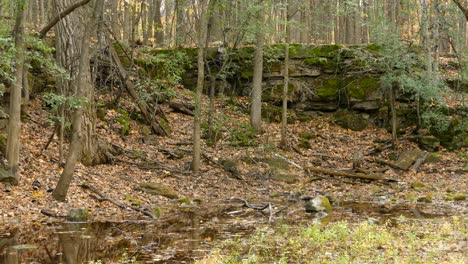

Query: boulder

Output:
[334, 110, 370, 131]
[304, 196, 332, 213]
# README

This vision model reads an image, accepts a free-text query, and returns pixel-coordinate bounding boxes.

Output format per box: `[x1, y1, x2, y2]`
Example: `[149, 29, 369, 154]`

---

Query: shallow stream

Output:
[0, 200, 458, 263]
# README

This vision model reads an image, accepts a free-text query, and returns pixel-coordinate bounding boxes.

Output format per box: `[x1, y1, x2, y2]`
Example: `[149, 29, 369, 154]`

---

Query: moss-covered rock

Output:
[396, 148, 424, 170]
[137, 183, 179, 199]
[334, 110, 370, 131]
[347, 77, 379, 100]
[305, 196, 332, 213]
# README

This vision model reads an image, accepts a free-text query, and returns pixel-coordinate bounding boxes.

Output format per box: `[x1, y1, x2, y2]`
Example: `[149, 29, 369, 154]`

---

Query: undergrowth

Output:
[199, 216, 467, 263]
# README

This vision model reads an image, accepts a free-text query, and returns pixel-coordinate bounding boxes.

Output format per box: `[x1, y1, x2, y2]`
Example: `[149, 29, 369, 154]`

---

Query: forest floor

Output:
[0, 87, 467, 262]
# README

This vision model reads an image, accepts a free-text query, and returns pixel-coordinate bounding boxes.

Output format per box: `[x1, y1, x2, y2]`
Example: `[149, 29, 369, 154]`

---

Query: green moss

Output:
[124, 195, 142, 206]
[316, 79, 341, 99]
[178, 197, 191, 204]
[304, 57, 328, 66]
[411, 182, 425, 190]
[137, 183, 179, 199]
[347, 77, 379, 100]
[151, 207, 161, 217]
[159, 118, 171, 135]
[117, 109, 131, 135]
[271, 173, 299, 184]
[299, 132, 316, 140]
[228, 122, 258, 147]
[417, 194, 433, 203]
[366, 43, 382, 54]
[307, 45, 343, 58]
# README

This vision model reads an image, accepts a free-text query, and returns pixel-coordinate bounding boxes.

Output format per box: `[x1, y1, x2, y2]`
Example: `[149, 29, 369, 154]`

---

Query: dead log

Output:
[169, 101, 194, 116]
[107, 39, 168, 136]
[40, 209, 66, 218]
[80, 183, 155, 219]
[306, 167, 396, 182]
[410, 151, 429, 172]
[374, 158, 408, 170]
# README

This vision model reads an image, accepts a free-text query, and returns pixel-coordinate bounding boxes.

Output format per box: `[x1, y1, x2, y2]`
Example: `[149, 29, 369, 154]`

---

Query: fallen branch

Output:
[374, 158, 408, 170]
[107, 38, 168, 136]
[306, 167, 396, 182]
[80, 183, 155, 219]
[169, 101, 194, 116]
[40, 209, 66, 218]
[230, 197, 270, 210]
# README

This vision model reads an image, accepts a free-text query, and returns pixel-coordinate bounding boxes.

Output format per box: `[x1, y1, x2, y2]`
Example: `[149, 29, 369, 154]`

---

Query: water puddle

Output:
[0, 201, 457, 263]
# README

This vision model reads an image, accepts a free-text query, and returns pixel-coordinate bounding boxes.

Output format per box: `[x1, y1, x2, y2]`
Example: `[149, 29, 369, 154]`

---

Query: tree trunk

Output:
[421, 0, 432, 75]
[389, 86, 398, 146]
[192, 0, 210, 172]
[250, 6, 264, 134]
[6, 0, 27, 185]
[280, 0, 289, 147]
[433, 0, 440, 75]
[154, 0, 164, 44]
[53, 0, 96, 202]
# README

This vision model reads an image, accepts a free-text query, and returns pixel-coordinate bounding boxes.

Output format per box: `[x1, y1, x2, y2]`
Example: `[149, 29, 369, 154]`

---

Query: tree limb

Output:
[452, 0, 468, 21]
[306, 167, 396, 182]
[39, 0, 92, 39]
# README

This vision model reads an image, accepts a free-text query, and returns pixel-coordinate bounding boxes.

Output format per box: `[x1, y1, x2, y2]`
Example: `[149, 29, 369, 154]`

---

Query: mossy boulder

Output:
[137, 183, 179, 199]
[305, 196, 332, 213]
[334, 110, 370, 131]
[396, 148, 424, 170]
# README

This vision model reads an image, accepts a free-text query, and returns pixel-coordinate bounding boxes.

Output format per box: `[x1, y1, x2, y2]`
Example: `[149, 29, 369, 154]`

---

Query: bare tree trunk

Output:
[123, 2, 131, 40]
[421, 0, 432, 75]
[433, 0, 440, 75]
[192, 0, 210, 172]
[250, 5, 264, 134]
[6, 0, 27, 185]
[154, 0, 164, 44]
[142, 1, 148, 45]
[389, 86, 398, 146]
[280, 0, 289, 147]
[53, 0, 96, 202]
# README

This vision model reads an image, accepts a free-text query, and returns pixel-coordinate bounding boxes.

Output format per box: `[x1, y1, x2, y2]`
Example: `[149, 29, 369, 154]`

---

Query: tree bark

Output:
[192, 0, 210, 172]
[6, 0, 27, 185]
[250, 5, 264, 134]
[154, 0, 164, 44]
[280, 0, 289, 147]
[38, 0, 91, 39]
[53, 1, 95, 201]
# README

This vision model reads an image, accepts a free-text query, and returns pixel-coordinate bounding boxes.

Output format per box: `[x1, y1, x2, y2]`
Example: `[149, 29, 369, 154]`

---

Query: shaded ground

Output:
[0, 87, 467, 262]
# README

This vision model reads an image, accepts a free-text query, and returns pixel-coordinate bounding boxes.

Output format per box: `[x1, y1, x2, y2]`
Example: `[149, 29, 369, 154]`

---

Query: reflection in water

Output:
[0, 201, 450, 263]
